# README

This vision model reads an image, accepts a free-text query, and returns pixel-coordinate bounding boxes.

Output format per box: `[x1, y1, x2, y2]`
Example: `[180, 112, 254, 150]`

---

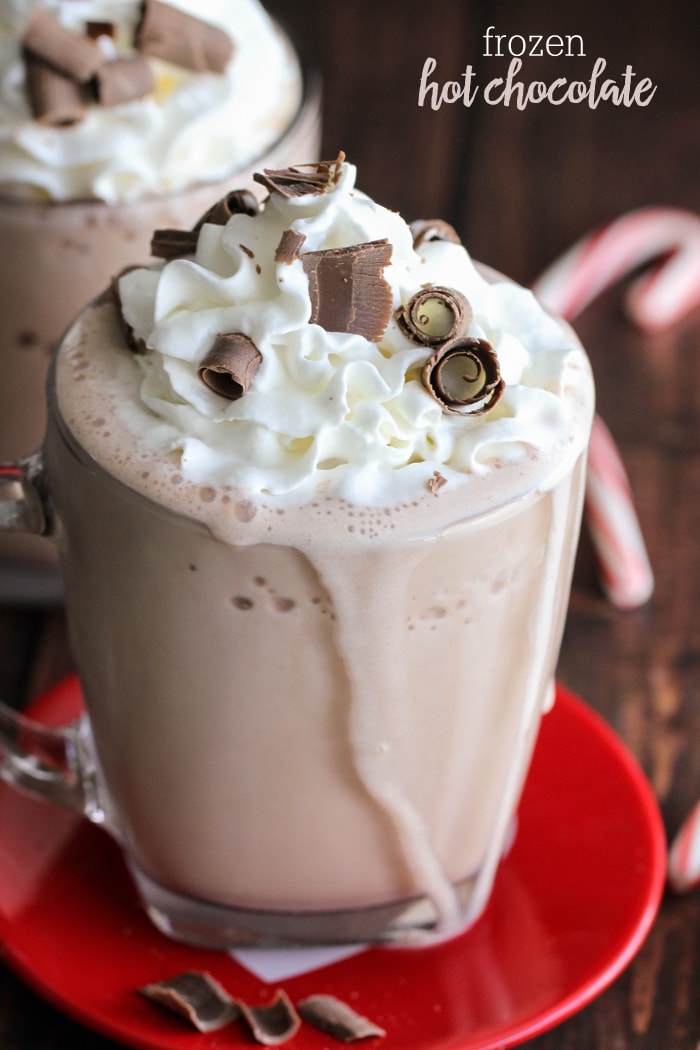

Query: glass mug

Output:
[0, 299, 593, 949]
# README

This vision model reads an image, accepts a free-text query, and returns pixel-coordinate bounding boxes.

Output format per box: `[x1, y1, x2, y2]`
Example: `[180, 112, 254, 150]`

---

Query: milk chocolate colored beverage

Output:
[7, 157, 594, 946]
[0, 0, 321, 581]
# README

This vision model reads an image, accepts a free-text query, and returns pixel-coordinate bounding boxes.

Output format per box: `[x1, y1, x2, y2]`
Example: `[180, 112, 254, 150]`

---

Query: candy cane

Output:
[532, 207, 700, 608]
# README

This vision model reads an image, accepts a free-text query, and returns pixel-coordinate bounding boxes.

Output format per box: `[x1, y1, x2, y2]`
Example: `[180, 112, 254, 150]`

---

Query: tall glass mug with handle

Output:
[0, 0, 321, 596]
[0, 157, 595, 948]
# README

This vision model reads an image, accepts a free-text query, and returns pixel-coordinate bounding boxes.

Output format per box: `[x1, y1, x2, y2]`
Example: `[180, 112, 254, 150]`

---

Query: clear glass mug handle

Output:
[0, 454, 104, 822]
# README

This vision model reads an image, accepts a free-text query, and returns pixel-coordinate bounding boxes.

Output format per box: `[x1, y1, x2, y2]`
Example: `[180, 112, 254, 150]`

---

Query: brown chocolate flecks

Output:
[136, 0, 234, 74]
[95, 54, 154, 107]
[302, 239, 393, 342]
[253, 151, 345, 199]
[111, 268, 147, 353]
[409, 218, 462, 249]
[22, 8, 104, 83]
[140, 971, 240, 1032]
[423, 337, 504, 415]
[198, 332, 262, 400]
[23, 54, 85, 125]
[237, 990, 301, 1046]
[397, 286, 472, 346]
[275, 228, 307, 264]
[150, 227, 199, 259]
[428, 471, 448, 495]
[194, 188, 260, 230]
[239, 243, 255, 259]
[297, 995, 386, 1042]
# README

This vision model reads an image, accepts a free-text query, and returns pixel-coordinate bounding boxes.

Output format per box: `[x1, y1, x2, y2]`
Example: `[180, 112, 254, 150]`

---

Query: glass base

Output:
[128, 860, 482, 949]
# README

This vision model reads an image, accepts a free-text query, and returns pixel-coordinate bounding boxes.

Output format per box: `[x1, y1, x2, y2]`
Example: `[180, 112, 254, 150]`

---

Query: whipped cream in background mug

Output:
[0, 157, 594, 947]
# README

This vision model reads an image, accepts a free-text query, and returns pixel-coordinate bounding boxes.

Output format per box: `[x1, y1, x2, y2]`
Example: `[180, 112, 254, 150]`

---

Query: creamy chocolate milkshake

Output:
[44, 157, 594, 945]
[0, 0, 320, 582]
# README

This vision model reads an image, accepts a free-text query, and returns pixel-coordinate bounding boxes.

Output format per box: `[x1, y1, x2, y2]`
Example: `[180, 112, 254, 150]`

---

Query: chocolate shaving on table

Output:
[297, 995, 387, 1042]
[22, 8, 104, 83]
[301, 239, 393, 342]
[397, 286, 473, 346]
[409, 218, 462, 249]
[140, 971, 240, 1032]
[136, 0, 234, 74]
[111, 268, 147, 354]
[423, 337, 504, 415]
[253, 151, 345, 199]
[237, 990, 301, 1046]
[275, 228, 307, 264]
[95, 54, 154, 107]
[150, 227, 199, 259]
[198, 332, 262, 399]
[194, 188, 260, 230]
[23, 54, 85, 125]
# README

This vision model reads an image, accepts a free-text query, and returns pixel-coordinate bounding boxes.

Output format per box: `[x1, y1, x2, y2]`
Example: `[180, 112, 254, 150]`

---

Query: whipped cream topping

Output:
[0, 0, 301, 203]
[116, 160, 593, 505]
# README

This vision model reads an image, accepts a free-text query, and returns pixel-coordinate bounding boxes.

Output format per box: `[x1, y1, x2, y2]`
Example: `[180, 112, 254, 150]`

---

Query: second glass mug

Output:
[0, 312, 592, 948]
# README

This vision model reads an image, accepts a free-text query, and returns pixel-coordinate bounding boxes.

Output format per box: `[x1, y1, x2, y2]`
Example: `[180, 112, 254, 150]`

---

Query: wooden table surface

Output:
[1, 0, 699, 1046]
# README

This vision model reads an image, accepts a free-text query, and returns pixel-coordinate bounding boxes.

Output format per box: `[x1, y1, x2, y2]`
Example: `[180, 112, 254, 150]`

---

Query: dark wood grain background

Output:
[1, 0, 699, 1045]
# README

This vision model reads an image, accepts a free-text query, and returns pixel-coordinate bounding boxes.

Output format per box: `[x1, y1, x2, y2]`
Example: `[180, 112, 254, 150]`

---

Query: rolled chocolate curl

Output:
[194, 189, 260, 230]
[111, 269, 147, 354]
[301, 239, 393, 342]
[253, 152, 346, 199]
[297, 995, 387, 1042]
[95, 54, 154, 107]
[22, 8, 103, 83]
[423, 336, 504, 415]
[410, 218, 462, 249]
[150, 227, 199, 259]
[237, 990, 301, 1046]
[140, 971, 239, 1033]
[136, 0, 234, 74]
[198, 333, 262, 400]
[275, 228, 307, 264]
[24, 53, 85, 126]
[397, 286, 473, 346]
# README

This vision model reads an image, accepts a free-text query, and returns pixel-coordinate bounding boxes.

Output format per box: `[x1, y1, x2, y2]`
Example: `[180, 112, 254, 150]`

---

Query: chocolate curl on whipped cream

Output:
[237, 990, 301, 1046]
[254, 152, 346, 199]
[23, 54, 85, 126]
[95, 54, 155, 107]
[397, 286, 473, 346]
[140, 972, 240, 1033]
[194, 189, 260, 229]
[111, 269, 148, 354]
[423, 337, 504, 415]
[409, 218, 462, 249]
[302, 239, 393, 342]
[198, 333, 262, 400]
[136, 0, 234, 74]
[22, 9, 103, 83]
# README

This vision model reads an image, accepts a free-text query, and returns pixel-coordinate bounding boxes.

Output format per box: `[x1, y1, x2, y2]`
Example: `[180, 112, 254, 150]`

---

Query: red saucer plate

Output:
[0, 677, 666, 1050]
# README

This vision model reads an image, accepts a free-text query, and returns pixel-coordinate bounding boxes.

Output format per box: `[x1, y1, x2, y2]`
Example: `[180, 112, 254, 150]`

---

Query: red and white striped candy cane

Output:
[532, 207, 700, 608]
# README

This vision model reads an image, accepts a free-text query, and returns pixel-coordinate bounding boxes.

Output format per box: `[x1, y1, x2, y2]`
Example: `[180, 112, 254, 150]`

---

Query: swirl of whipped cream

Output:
[117, 161, 593, 504]
[0, 0, 301, 203]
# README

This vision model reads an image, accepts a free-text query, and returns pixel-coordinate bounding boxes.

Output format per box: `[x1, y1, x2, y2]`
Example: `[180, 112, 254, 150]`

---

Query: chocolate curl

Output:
[150, 228, 199, 259]
[194, 188, 260, 230]
[85, 22, 115, 40]
[423, 337, 504, 415]
[410, 218, 462, 249]
[23, 54, 85, 126]
[302, 239, 393, 342]
[297, 995, 387, 1042]
[198, 333, 262, 400]
[275, 228, 306, 264]
[237, 990, 301, 1046]
[140, 971, 240, 1032]
[111, 268, 147, 354]
[253, 151, 346, 199]
[136, 0, 234, 74]
[95, 54, 154, 107]
[397, 286, 473, 346]
[22, 8, 104, 83]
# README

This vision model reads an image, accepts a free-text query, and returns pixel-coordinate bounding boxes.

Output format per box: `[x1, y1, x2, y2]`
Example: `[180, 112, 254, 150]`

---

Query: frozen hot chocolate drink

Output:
[44, 156, 594, 945]
[0, 0, 319, 581]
